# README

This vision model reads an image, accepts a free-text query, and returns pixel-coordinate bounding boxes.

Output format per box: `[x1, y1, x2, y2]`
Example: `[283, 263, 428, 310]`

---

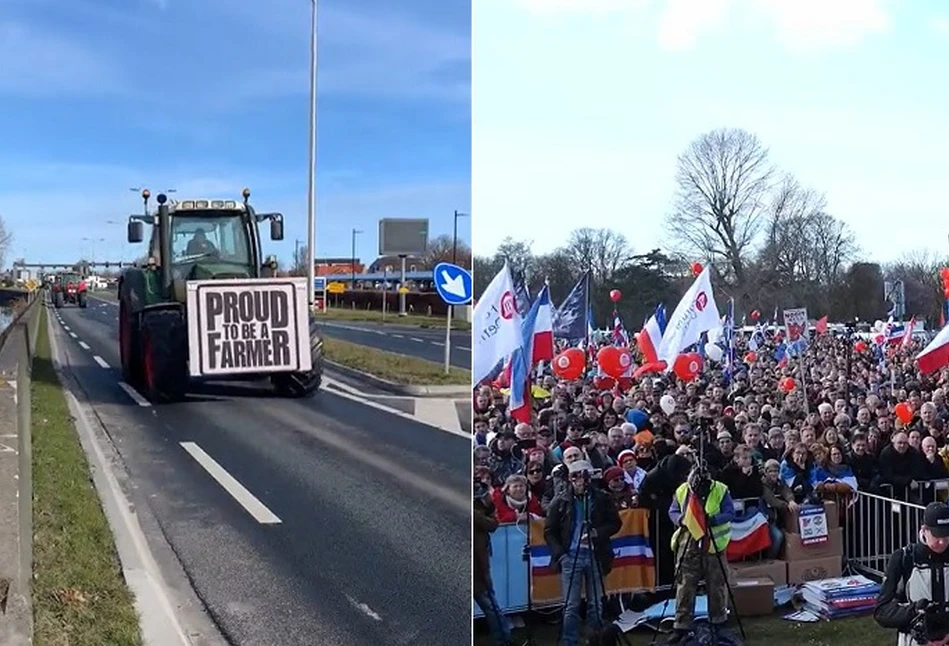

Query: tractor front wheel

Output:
[53, 291, 63, 308]
[78, 291, 88, 308]
[273, 326, 323, 397]
[140, 310, 189, 403]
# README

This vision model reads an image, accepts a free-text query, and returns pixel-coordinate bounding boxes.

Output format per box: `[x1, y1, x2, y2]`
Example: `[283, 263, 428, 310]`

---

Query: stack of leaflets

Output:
[799, 575, 881, 620]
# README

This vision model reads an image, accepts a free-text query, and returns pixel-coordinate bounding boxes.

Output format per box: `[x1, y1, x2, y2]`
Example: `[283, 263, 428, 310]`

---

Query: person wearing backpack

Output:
[875, 502, 949, 645]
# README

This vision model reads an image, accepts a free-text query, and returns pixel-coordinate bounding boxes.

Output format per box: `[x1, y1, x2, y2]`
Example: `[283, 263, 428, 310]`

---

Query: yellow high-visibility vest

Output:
[670, 481, 731, 554]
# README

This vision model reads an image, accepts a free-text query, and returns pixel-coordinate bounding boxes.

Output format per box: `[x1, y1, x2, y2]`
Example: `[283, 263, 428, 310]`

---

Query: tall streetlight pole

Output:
[452, 210, 469, 266]
[306, 0, 319, 309]
[351, 228, 362, 289]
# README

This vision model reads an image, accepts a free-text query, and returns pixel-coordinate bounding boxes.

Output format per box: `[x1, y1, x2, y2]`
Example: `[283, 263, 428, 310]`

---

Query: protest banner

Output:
[186, 278, 312, 377]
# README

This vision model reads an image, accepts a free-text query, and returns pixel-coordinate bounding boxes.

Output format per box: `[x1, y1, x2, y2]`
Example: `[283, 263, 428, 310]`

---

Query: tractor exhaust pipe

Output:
[157, 197, 172, 294]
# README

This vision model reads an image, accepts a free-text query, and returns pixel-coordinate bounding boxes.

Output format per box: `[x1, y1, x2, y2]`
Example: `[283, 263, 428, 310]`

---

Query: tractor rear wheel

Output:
[273, 326, 323, 397]
[140, 309, 189, 403]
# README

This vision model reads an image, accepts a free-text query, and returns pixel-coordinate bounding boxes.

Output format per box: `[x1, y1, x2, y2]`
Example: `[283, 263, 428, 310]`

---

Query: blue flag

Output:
[553, 271, 592, 340]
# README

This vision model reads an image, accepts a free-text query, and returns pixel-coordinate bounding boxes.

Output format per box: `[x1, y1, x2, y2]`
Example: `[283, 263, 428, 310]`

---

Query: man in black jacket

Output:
[875, 502, 949, 645]
[545, 460, 622, 646]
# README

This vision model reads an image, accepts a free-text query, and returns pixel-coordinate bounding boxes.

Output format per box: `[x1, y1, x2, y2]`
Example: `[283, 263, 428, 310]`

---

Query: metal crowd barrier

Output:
[476, 482, 949, 617]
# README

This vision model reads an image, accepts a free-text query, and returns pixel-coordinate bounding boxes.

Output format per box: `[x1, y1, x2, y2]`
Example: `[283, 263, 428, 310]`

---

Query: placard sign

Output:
[798, 505, 829, 546]
[187, 278, 312, 377]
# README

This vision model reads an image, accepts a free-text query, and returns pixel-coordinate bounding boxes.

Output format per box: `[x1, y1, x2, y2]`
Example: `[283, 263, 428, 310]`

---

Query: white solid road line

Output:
[118, 381, 152, 407]
[93, 355, 110, 369]
[78, 341, 90, 350]
[179, 442, 282, 525]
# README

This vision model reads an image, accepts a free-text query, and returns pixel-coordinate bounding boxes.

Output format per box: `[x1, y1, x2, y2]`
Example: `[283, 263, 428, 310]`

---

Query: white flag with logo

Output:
[473, 263, 523, 385]
[656, 266, 721, 366]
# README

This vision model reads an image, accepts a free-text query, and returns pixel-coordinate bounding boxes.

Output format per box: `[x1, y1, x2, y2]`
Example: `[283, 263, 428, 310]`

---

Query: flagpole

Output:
[584, 270, 592, 350]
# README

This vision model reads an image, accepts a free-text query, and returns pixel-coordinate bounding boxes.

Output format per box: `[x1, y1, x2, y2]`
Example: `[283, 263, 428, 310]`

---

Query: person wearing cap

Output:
[876, 501, 949, 645]
[544, 459, 622, 646]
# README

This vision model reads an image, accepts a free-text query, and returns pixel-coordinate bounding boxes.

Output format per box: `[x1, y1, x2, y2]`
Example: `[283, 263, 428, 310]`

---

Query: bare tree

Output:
[562, 227, 631, 283]
[0, 215, 12, 270]
[885, 250, 944, 320]
[667, 128, 774, 286]
[288, 244, 309, 276]
[421, 234, 472, 270]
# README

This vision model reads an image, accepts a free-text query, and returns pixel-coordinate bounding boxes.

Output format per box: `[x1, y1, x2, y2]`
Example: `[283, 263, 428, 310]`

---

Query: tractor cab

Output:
[126, 189, 284, 305]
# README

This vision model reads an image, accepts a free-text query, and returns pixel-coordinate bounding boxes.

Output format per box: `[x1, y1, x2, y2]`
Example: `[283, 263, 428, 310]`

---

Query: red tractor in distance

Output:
[52, 272, 88, 309]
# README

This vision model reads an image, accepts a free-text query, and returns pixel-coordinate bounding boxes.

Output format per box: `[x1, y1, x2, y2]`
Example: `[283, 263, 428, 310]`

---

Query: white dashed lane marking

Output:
[78, 341, 90, 350]
[93, 355, 110, 369]
[179, 442, 282, 525]
[69, 332, 78, 339]
[118, 381, 151, 407]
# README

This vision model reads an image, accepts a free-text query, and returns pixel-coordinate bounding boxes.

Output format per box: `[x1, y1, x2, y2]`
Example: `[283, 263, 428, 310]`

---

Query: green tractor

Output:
[118, 188, 323, 402]
[51, 272, 88, 308]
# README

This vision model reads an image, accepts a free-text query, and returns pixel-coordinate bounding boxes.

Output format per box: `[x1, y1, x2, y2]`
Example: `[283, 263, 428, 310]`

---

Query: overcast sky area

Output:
[473, 0, 949, 263]
[0, 0, 470, 266]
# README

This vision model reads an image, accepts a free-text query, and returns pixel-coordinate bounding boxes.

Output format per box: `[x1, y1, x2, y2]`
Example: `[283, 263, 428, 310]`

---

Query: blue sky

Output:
[474, 0, 949, 262]
[0, 0, 470, 268]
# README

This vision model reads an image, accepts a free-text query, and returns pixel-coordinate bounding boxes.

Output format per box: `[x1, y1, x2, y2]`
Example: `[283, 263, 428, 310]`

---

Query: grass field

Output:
[475, 612, 890, 645]
[323, 337, 470, 386]
[319, 305, 472, 330]
[31, 308, 143, 645]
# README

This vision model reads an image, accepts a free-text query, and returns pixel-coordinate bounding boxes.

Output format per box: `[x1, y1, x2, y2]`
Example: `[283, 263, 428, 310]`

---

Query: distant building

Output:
[314, 257, 364, 277]
[367, 255, 424, 274]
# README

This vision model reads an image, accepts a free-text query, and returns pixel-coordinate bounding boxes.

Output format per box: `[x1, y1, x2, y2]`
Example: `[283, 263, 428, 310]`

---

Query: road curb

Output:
[46, 308, 224, 646]
[324, 360, 471, 397]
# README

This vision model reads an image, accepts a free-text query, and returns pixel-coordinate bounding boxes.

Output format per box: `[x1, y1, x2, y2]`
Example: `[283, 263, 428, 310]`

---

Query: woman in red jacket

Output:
[492, 474, 545, 522]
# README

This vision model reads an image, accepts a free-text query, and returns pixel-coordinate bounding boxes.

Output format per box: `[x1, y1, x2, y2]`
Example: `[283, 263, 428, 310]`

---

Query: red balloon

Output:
[609, 289, 622, 303]
[750, 310, 760, 321]
[895, 402, 914, 425]
[854, 340, 868, 352]
[781, 377, 795, 392]
[691, 262, 703, 277]
[941, 267, 949, 280]
[597, 346, 632, 379]
[553, 348, 585, 381]
[744, 351, 757, 364]
[617, 377, 633, 392]
[673, 352, 703, 382]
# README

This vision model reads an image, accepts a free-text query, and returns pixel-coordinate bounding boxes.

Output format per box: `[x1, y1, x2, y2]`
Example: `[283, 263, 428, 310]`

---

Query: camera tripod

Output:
[649, 479, 746, 645]
[554, 484, 632, 646]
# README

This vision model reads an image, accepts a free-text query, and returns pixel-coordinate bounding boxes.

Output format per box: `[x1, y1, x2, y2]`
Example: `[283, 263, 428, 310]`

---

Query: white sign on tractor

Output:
[186, 277, 312, 377]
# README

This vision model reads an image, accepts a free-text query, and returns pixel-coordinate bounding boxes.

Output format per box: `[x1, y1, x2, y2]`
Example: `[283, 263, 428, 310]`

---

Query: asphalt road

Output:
[89, 293, 471, 369]
[318, 320, 471, 368]
[49, 300, 471, 646]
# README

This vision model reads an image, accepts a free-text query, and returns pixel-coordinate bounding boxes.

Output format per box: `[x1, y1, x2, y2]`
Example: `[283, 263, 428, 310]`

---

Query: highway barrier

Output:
[0, 290, 41, 645]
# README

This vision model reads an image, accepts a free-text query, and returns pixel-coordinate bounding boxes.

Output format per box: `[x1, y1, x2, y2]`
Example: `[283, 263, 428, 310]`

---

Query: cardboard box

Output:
[727, 559, 788, 587]
[731, 578, 775, 617]
[786, 555, 842, 584]
[783, 527, 843, 562]
[784, 500, 839, 533]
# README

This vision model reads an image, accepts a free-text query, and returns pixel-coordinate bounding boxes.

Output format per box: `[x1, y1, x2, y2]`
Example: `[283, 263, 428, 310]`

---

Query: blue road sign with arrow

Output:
[433, 261, 472, 306]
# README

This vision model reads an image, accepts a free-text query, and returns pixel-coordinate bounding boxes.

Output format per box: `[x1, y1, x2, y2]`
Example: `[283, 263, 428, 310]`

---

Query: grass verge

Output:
[323, 337, 470, 386]
[476, 613, 889, 645]
[31, 307, 143, 645]
[320, 305, 472, 331]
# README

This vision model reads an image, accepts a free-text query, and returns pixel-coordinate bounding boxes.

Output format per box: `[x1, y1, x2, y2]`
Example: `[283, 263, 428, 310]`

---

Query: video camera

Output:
[911, 601, 949, 644]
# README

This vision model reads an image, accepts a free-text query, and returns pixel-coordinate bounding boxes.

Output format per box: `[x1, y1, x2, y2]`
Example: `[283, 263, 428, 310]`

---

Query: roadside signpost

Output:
[433, 261, 472, 374]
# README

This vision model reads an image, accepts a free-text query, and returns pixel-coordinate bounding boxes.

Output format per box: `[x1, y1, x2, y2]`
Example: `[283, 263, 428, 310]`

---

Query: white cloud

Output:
[0, 22, 123, 96]
[654, 0, 889, 52]
[515, 0, 647, 15]
[657, 0, 733, 52]
[750, 0, 889, 52]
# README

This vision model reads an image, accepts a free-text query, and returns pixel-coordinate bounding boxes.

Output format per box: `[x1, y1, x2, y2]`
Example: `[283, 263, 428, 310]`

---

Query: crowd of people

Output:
[473, 319, 949, 643]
